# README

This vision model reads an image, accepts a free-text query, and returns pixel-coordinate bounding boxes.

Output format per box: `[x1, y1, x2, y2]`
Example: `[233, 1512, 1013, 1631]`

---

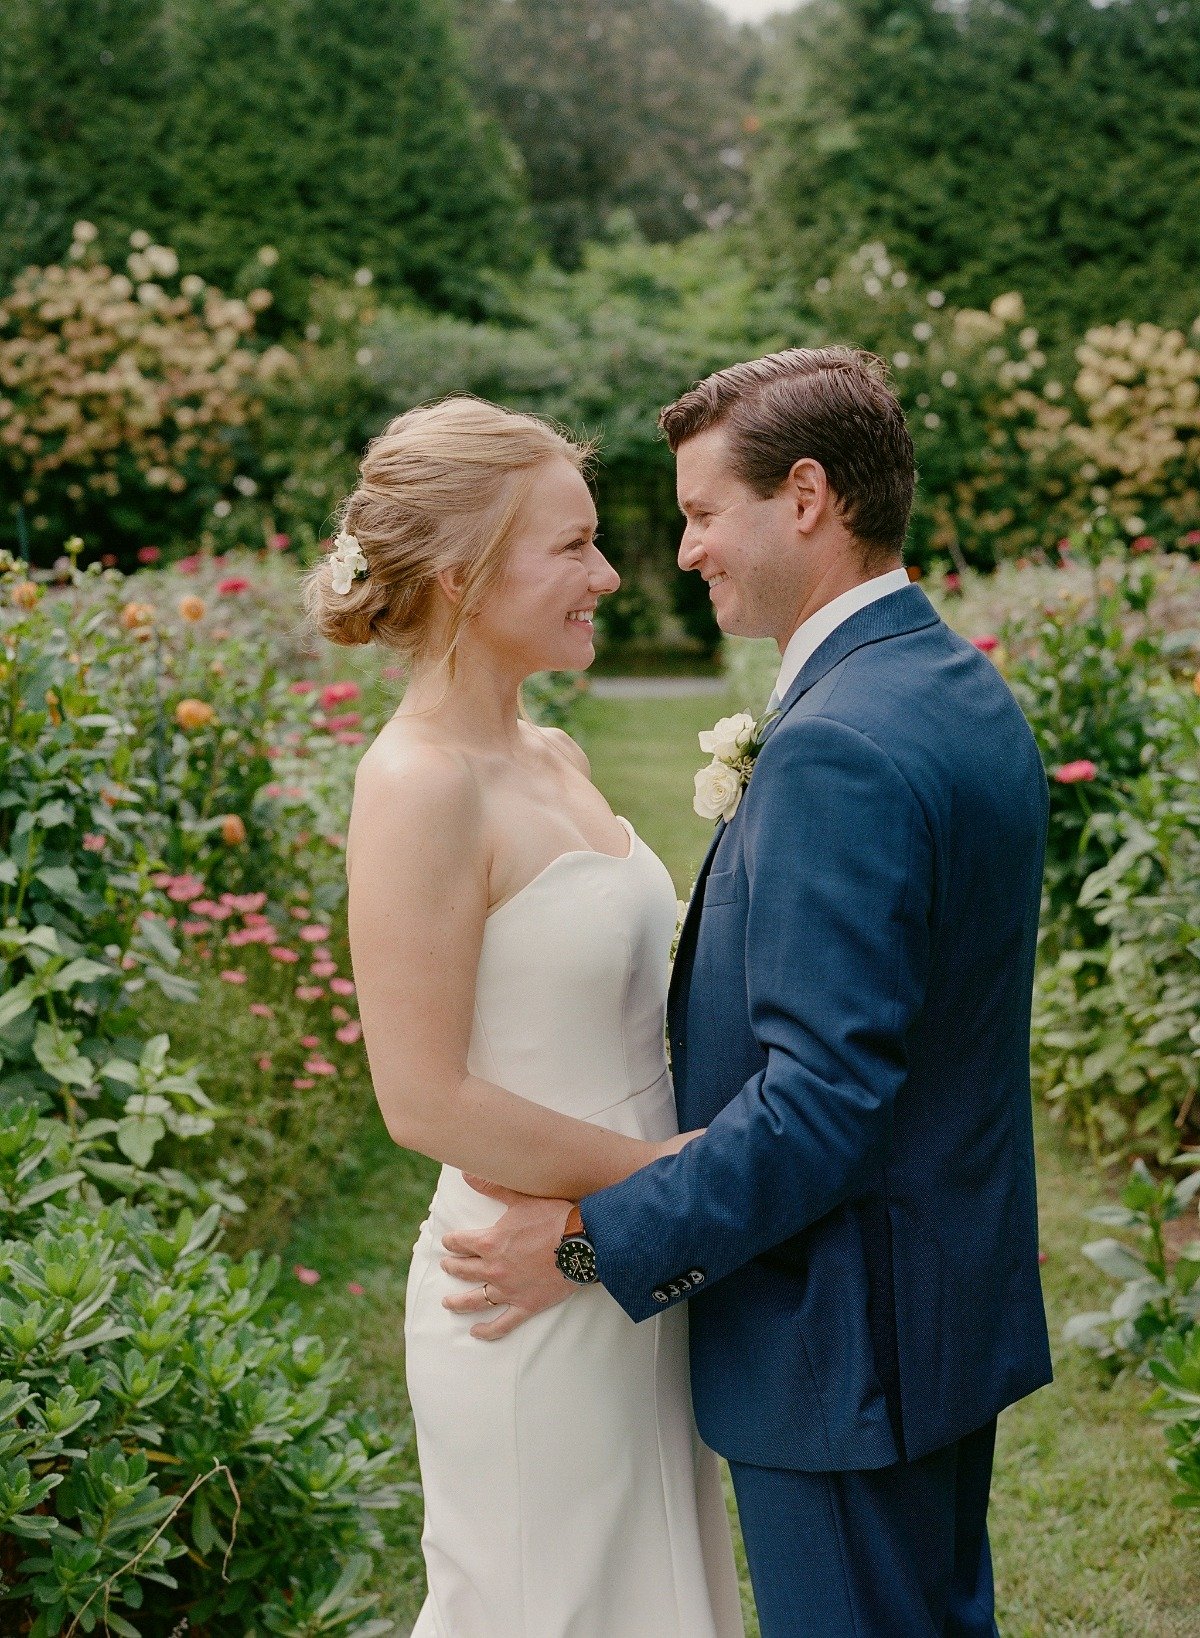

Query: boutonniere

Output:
[692, 707, 779, 823]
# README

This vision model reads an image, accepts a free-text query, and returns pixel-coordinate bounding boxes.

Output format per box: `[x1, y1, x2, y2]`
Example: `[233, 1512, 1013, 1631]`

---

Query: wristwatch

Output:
[555, 1204, 599, 1285]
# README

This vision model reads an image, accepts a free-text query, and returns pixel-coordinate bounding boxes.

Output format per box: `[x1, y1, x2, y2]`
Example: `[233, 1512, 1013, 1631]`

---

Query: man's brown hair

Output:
[659, 346, 916, 565]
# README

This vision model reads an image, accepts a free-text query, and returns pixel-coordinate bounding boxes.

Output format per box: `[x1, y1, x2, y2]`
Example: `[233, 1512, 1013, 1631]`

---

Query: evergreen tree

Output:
[0, 0, 174, 286]
[755, 0, 1200, 337]
[160, 0, 532, 321]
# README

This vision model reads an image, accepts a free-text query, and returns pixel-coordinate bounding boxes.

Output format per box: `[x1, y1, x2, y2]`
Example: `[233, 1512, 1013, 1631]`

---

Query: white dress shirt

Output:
[772, 567, 911, 706]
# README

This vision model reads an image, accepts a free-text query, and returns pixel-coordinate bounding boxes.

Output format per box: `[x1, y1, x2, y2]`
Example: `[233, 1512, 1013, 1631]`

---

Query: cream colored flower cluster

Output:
[0, 221, 294, 511]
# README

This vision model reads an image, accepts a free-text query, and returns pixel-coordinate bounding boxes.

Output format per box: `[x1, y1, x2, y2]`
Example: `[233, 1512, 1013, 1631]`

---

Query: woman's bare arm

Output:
[346, 739, 670, 1199]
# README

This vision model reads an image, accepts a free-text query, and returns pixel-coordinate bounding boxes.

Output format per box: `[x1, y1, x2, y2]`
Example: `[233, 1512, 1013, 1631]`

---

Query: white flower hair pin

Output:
[692, 707, 779, 823]
[329, 529, 369, 595]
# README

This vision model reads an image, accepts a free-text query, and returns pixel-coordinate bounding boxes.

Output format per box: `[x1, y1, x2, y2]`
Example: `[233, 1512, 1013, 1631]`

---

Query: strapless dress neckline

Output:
[486, 814, 638, 921]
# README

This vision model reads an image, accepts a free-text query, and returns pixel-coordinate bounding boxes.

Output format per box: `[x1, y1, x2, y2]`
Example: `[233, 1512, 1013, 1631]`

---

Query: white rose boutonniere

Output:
[692, 705, 778, 823]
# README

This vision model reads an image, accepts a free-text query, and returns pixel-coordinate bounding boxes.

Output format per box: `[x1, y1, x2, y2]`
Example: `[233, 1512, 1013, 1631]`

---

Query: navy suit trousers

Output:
[729, 1420, 1000, 1637]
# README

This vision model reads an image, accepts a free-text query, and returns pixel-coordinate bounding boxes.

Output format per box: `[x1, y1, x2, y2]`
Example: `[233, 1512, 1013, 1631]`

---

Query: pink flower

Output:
[165, 875, 206, 903]
[299, 924, 330, 943]
[263, 783, 284, 799]
[221, 890, 266, 913]
[311, 945, 332, 960]
[290, 905, 311, 921]
[192, 899, 232, 920]
[226, 925, 277, 946]
[177, 553, 203, 575]
[1053, 760, 1098, 784]
[335, 730, 366, 746]
[321, 681, 361, 709]
[336, 1020, 363, 1045]
[347, 1281, 366, 1296]
[249, 1002, 274, 1018]
[972, 635, 999, 653]
[1130, 535, 1157, 554]
[330, 977, 355, 997]
[269, 946, 300, 963]
[294, 1264, 320, 1284]
[324, 712, 362, 731]
[1183, 530, 1200, 547]
[220, 969, 248, 984]
[271, 533, 291, 551]
[330, 1004, 350, 1022]
[1038, 1250, 1048, 1265]
[382, 666, 404, 681]
[299, 1034, 320, 1048]
[295, 985, 324, 1001]
[181, 919, 209, 936]
[289, 679, 317, 695]
[944, 572, 962, 594]
[82, 832, 107, 852]
[311, 960, 337, 978]
[257, 1054, 272, 1071]
[243, 911, 273, 926]
[304, 1056, 338, 1076]
[323, 833, 346, 849]
[137, 545, 161, 564]
[218, 575, 251, 595]
[293, 1077, 315, 1089]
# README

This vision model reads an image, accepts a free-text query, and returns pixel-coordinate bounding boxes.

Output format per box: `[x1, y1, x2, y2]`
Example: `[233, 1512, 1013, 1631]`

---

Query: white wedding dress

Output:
[404, 816, 744, 1637]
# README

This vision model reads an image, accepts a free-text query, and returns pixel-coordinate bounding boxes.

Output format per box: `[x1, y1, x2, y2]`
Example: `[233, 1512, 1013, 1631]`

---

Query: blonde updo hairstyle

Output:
[304, 396, 593, 675]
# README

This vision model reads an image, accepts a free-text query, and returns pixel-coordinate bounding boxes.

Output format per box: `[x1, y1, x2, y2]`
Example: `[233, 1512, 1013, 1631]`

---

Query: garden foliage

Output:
[0, 549, 421, 1632]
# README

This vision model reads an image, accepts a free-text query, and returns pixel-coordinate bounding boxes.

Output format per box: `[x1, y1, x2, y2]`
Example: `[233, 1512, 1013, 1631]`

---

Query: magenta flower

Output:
[311, 960, 337, 978]
[220, 969, 248, 985]
[271, 532, 291, 551]
[1130, 536, 1157, 554]
[289, 679, 317, 695]
[300, 924, 330, 943]
[218, 575, 251, 595]
[177, 553, 203, 575]
[1053, 760, 1098, 784]
[295, 985, 324, 1002]
[82, 832, 107, 852]
[226, 925, 277, 947]
[320, 681, 361, 709]
[347, 1281, 366, 1296]
[137, 545, 161, 564]
[249, 1002, 274, 1018]
[944, 572, 962, 593]
[324, 712, 362, 731]
[294, 1264, 320, 1284]
[971, 635, 999, 653]
[192, 899, 232, 920]
[336, 1020, 363, 1045]
[335, 730, 366, 746]
[330, 977, 355, 997]
[269, 946, 300, 963]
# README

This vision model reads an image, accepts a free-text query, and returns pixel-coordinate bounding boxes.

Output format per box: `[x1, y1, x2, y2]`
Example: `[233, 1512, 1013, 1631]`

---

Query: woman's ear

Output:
[435, 565, 465, 604]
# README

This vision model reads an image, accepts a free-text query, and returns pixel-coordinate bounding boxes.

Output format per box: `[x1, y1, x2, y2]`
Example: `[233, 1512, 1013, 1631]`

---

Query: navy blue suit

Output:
[581, 585, 1052, 1633]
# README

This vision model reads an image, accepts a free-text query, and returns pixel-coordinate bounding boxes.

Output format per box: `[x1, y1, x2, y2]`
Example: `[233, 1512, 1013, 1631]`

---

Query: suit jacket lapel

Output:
[762, 582, 941, 747]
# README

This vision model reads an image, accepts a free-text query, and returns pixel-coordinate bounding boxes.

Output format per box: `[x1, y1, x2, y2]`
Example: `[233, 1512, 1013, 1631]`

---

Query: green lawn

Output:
[280, 693, 1198, 1636]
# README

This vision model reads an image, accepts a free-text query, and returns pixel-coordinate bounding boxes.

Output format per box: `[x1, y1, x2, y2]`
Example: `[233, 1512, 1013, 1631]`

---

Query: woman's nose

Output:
[591, 547, 620, 593]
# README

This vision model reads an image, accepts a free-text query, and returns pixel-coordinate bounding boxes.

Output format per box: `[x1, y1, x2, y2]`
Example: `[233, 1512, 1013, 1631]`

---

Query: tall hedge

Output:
[755, 0, 1200, 340]
[0, 0, 533, 324]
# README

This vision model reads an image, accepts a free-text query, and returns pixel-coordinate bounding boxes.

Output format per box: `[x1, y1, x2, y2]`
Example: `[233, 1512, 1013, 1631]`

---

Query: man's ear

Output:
[787, 457, 829, 535]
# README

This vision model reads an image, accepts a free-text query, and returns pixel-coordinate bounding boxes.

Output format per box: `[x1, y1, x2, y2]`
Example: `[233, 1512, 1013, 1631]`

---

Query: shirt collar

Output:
[774, 567, 912, 704]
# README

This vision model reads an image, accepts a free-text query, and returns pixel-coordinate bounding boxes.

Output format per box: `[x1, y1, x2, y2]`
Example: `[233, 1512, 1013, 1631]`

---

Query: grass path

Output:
[279, 693, 1198, 1635]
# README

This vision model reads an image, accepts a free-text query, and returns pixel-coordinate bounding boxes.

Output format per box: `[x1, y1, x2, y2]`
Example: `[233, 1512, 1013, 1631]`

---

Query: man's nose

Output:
[677, 526, 704, 573]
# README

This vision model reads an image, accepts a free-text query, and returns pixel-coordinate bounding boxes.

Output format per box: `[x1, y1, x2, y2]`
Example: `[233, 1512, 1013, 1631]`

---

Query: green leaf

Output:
[1083, 1238, 1148, 1282]
[115, 1113, 166, 1168]
[34, 865, 80, 898]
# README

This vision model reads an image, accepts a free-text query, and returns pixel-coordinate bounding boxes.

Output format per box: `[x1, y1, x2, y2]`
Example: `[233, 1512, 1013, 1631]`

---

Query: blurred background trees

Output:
[3, 0, 1200, 648]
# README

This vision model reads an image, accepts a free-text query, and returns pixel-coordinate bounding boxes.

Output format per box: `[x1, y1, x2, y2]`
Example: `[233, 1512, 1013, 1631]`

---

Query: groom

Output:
[442, 347, 1052, 1634]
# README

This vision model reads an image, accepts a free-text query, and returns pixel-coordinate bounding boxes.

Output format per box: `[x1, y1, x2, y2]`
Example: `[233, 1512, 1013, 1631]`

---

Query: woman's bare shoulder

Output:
[536, 724, 591, 777]
[349, 725, 485, 861]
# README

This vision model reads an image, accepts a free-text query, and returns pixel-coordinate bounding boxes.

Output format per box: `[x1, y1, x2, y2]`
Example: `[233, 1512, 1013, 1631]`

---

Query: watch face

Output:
[556, 1236, 598, 1284]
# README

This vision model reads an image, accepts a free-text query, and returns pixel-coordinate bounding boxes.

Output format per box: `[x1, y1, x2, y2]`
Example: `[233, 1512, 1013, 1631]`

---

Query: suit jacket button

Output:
[688, 1269, 705, 1285]
[651, 1288, 668, 1304]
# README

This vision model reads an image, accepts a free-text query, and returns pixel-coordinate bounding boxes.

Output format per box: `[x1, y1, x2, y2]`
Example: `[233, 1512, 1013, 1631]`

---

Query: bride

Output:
[304, 397, 743, 1638]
